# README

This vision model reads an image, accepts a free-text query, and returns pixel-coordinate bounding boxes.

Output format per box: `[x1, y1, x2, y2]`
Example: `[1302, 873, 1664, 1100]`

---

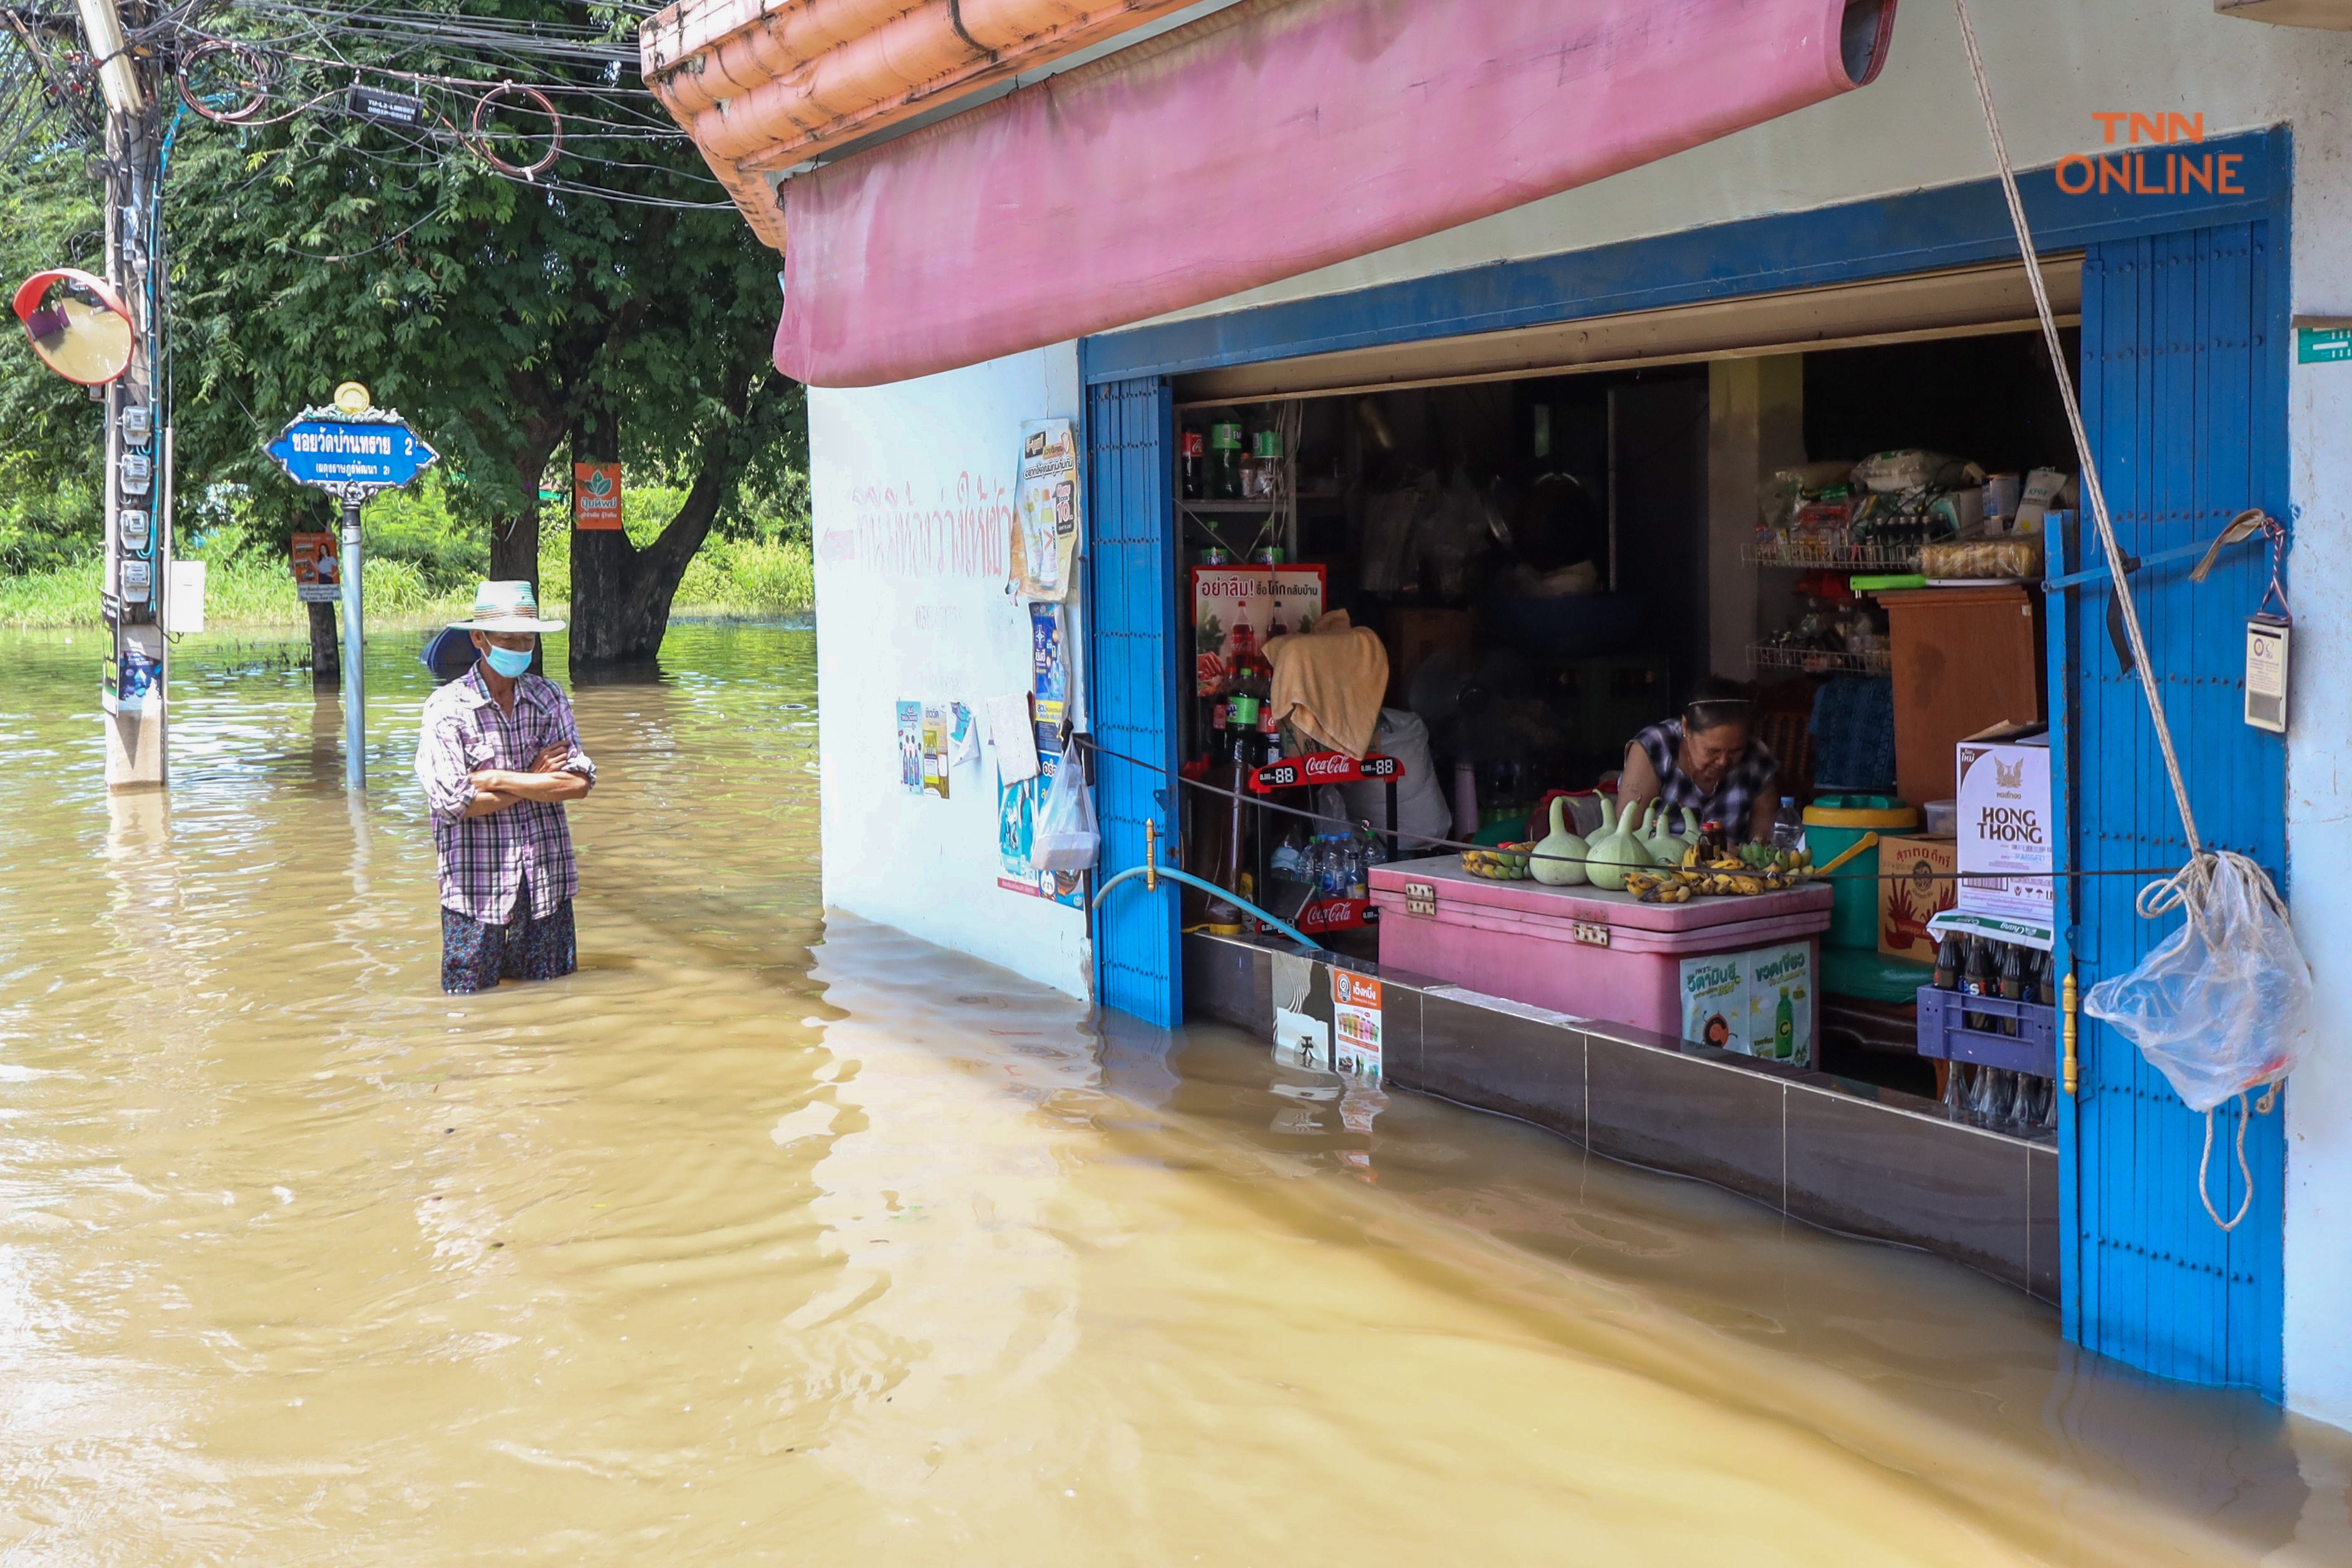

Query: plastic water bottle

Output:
[1771, 795, 1805, 854]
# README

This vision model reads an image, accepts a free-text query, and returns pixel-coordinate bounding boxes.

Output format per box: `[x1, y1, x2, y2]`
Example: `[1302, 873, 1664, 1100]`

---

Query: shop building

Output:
[642, 0, 2352, 1426]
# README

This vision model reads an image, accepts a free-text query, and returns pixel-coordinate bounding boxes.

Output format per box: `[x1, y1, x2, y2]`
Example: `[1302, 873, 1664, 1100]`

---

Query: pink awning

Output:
[776, 0, 1894, 387]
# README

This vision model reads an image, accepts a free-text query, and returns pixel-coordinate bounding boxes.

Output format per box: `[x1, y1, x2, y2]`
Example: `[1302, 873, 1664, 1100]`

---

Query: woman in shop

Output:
[1617, 678, 1780, 846]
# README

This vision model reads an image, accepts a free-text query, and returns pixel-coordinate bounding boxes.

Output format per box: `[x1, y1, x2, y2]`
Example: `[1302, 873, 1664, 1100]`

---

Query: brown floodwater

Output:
[3, 622, 2349, 1565]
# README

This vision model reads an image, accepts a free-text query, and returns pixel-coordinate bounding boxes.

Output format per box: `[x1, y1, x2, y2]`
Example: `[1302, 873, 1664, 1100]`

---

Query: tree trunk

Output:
[307, 599, 340, 686]
[568, 374, 753, 671]
[488, 502, 540, 590]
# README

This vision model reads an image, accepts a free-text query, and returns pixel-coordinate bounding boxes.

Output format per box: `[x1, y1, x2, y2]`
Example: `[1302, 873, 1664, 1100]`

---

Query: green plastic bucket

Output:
[1803, 794, 1919, 951]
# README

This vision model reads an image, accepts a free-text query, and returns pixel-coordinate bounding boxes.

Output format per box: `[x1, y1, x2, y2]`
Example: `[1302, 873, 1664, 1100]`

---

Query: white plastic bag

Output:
[1031, 754, 1100, 873]
[2083, 852, 2312, 1114]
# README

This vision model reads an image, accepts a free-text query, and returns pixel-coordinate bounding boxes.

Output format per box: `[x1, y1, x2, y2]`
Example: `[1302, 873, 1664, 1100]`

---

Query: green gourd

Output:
[1584, 797, 1656, 891]
[1529, 795, 1589, 886]
[1639, 801, 1679, 862]
[1678, 807, 1703, 857]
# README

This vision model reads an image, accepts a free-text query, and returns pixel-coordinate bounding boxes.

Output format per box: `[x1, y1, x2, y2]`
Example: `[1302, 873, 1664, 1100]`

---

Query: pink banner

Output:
[776, 0, 1893, 386]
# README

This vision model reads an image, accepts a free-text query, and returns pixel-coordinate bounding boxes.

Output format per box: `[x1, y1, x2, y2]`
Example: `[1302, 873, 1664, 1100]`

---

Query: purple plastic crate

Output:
[1915, 986, 2058, 1076]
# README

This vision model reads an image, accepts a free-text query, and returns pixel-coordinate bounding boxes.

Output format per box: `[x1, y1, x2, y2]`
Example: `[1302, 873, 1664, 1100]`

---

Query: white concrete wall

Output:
[1137, 0, 2352, 1431]
[810, 344, 1091, 999]
[2283, 137, 2352, 1435]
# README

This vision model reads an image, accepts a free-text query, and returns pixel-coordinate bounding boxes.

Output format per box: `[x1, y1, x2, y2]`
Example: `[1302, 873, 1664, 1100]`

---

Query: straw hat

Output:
[448, 579, 565, 634]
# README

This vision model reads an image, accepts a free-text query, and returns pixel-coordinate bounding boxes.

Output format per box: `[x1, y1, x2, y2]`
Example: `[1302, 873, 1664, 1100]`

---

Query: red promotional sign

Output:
[1248, 751, 1400, 795]
[574, 462, 623, 530]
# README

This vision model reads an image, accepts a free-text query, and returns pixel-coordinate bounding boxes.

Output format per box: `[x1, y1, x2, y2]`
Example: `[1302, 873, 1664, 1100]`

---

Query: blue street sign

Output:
[267, 416, 437, 492]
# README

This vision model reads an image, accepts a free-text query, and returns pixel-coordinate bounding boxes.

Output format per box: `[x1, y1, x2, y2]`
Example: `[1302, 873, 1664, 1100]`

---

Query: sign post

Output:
[266, 386, 437, 790]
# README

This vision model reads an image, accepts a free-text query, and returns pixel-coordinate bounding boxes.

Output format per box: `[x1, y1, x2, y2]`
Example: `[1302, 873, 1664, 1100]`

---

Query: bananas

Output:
[1625, 868, 1697, 904]
[1460, 843, 1534, 880]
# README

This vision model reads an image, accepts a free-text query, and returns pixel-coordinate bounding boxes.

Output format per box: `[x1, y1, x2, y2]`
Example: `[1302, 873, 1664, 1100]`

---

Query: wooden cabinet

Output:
[1874, 585, 2044, 808]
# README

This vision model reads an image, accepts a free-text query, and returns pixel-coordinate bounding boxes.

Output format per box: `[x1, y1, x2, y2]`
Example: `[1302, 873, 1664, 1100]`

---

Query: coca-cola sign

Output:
[1249, 751, 1401, 795]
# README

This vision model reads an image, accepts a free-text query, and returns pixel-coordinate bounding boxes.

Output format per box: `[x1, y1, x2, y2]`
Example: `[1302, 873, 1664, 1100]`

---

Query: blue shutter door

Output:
[1086, 376, 1182, 1024]
[2067, 221, 2289, 1395]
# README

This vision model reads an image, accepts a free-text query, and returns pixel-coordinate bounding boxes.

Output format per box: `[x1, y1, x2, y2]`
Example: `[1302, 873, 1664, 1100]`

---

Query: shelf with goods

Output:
[1741, 537, 1928, 572]
[1747, 642, 1893, 678]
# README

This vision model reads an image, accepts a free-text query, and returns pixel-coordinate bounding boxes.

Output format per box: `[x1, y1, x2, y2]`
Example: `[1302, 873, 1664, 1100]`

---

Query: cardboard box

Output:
[1877, 833, 1959, 962]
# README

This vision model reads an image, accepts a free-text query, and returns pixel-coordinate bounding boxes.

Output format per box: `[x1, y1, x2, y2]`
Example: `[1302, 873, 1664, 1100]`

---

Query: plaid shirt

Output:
[414, 664, 596, 922]
[1633, 719, 1778, 841]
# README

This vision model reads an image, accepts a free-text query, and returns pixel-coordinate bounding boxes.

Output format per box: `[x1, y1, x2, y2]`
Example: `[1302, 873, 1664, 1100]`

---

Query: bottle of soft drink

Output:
[1962, 936, 1996, 1031]
[1209, 419, 1244, 500]
[1997, 940, 2028, 1036]
[1180, 429, 1205, 500]
[1932, 931, 1964, 991]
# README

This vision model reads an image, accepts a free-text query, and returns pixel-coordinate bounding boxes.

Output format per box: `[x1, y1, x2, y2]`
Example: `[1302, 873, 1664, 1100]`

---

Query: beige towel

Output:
[1266, 610, 1390, 759]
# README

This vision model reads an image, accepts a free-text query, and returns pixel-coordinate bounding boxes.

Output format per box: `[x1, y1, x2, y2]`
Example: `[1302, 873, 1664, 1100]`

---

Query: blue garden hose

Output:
[1092, 864, 1326, 951]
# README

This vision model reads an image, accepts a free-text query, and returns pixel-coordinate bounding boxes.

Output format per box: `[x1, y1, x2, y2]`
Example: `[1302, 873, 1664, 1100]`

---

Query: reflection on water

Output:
[1, 622, 2348, 1565]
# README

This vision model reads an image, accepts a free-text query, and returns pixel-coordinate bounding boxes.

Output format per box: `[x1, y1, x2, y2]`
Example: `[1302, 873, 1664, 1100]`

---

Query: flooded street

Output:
[3, 622, 2349, 1565]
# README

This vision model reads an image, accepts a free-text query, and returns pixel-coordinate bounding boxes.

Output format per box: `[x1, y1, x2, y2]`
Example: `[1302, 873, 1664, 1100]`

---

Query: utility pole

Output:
[78, 0, 171, 790]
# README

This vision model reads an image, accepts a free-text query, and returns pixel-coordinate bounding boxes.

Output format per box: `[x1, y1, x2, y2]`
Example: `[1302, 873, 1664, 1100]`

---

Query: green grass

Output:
[0, 534, 814, 631]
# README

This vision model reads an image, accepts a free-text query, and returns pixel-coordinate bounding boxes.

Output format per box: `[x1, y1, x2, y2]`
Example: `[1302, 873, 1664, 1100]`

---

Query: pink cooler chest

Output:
[1369, 857, 1834, 1050]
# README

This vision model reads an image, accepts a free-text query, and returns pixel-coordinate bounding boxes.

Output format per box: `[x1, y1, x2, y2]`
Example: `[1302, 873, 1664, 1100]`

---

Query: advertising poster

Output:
[290, 532, 341, 604]
[997, 748, 1085, 908]
[897, 701, 923, 795]
[1031, 602, 1067, 750]
[1679, 946, 1814, 1065]
[1012, 418, 1080, 602]
[1745, 942, 1812, 1066]
[1333, 969, 1384, 1082]
[921, 702, 951, 799]
[1932, 736, 2056, 950]
[1192, 565, 1325, 695]
[573, 462, 623, 530]
[1679, 954, 1749, 1056]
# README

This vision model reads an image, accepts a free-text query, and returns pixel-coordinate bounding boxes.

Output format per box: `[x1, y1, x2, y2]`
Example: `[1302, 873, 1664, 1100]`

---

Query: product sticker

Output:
[896, 701, 924, 795]
[1679, 954, 1750, 1056]
[1012, 418, 1081, 602]
[1744, 942, 1813, 1067]
[1331, 969, 1384, 1081]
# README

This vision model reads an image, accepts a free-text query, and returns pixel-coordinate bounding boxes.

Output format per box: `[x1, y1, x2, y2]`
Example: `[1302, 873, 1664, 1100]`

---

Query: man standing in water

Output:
[413, 580, 596, 994]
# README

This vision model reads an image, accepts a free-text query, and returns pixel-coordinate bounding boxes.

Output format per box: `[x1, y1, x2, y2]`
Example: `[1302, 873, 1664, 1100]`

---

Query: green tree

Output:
[1, 0, 805, 663]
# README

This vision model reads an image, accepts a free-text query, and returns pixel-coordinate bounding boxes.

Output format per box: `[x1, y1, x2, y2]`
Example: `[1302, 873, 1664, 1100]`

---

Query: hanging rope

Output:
[1948, 0, 2204, 864]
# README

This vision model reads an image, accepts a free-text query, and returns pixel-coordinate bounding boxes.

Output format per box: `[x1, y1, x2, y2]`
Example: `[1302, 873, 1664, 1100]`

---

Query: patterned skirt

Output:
[440, 883, 577, 994]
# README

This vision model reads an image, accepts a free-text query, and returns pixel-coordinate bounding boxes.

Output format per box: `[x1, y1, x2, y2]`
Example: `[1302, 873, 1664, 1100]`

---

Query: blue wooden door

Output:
[1086, 376, 1182, 1024]
[2063, 220, 2289, 1395]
